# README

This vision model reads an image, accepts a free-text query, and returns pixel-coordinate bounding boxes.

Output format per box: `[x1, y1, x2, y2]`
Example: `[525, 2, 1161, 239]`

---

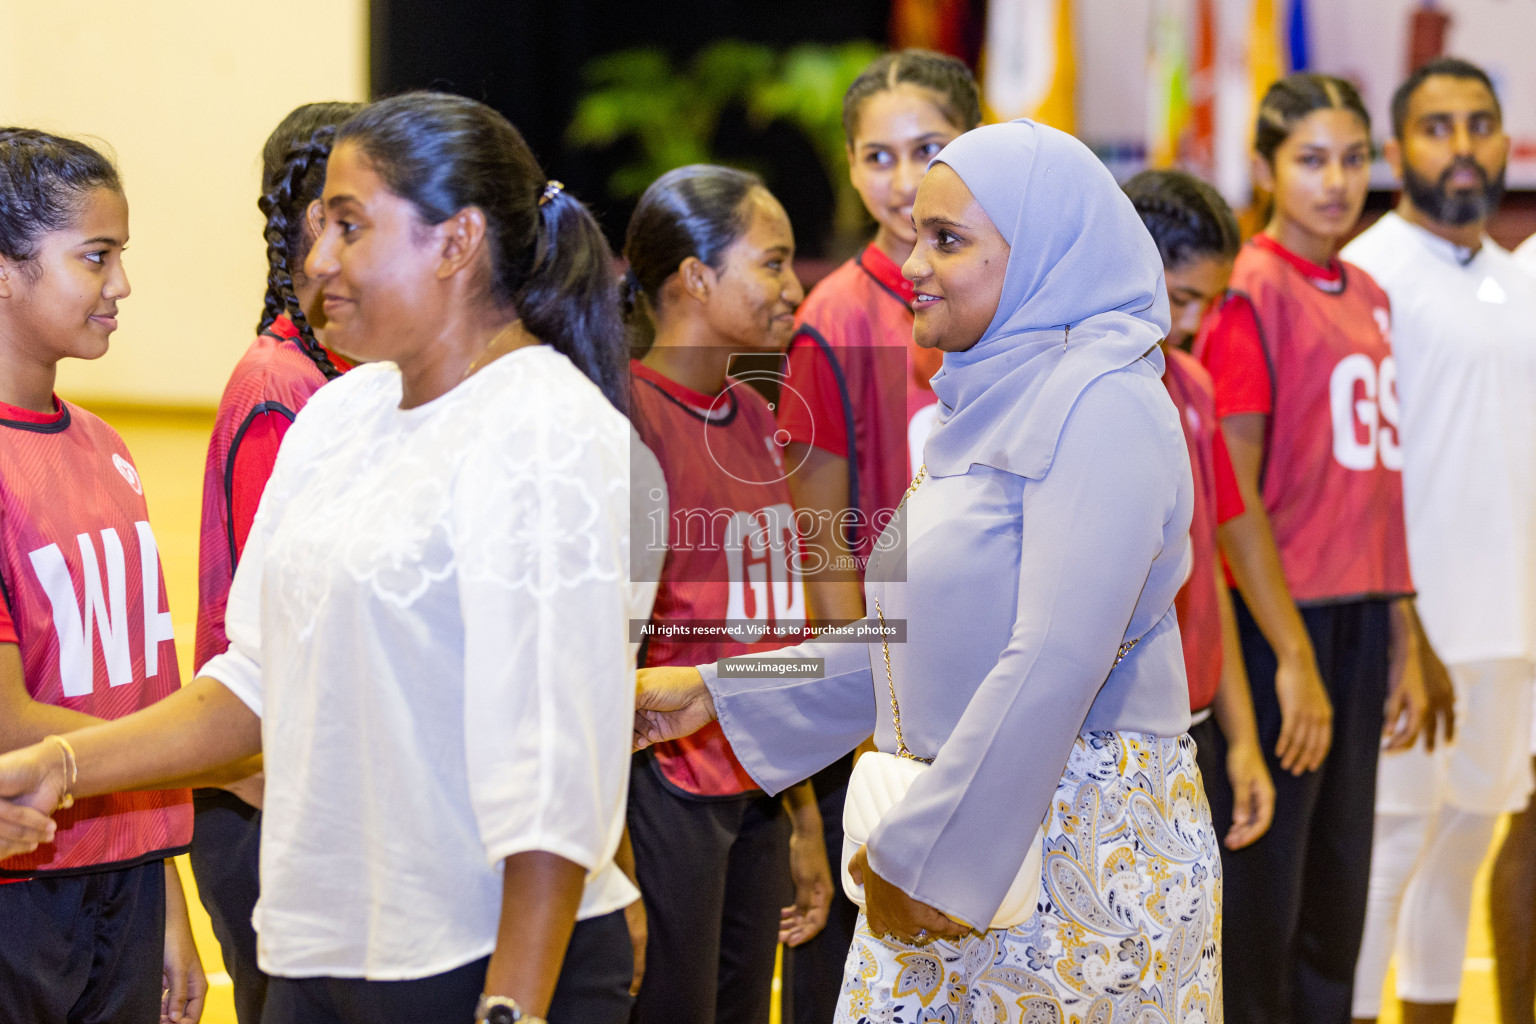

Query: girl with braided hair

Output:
[0, 128, 204, 1022]
[1125, 169, 1280, 854]
[189, 100, 358, 1024]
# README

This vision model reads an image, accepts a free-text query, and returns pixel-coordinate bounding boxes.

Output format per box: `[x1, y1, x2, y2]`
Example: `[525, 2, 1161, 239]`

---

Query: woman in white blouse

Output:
[0, 93, 655, 1024]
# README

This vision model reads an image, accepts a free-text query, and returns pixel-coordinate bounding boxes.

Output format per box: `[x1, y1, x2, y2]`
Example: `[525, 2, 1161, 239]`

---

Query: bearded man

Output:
[1343, 56, 1536, 1024]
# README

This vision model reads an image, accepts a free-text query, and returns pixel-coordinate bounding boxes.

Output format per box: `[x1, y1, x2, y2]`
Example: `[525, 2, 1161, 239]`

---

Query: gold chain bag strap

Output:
[840, 466, 1143, 933]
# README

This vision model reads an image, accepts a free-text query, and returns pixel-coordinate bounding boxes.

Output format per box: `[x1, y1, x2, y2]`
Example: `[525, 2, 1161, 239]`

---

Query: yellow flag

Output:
[1250, 0, 1284, 104]
[981, 0, 1076, 132]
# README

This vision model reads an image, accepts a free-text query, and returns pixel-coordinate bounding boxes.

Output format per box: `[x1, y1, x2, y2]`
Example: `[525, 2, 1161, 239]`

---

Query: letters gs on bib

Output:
[1330, 309, 1400, 473]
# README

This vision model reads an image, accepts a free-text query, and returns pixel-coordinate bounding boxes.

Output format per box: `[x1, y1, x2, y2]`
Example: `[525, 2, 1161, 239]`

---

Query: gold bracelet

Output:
[43, 735, 77, 811]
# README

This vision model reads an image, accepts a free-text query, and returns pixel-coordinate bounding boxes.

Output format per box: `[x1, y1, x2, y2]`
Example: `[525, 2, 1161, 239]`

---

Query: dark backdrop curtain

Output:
[371, 0, 890, 254]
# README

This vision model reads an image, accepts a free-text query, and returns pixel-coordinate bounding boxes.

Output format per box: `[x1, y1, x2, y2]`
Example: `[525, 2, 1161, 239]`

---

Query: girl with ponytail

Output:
[1124, 169, 1281, 852]
[0, 93, 650, 1024]
[620, 165, 831, 1024]
[190, 101, 360, 1024]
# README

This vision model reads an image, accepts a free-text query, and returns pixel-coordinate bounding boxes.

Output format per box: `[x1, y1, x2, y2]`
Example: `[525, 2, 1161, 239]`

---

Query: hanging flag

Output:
[890, 0, 975, 61]
[1287, 0, 1311, 72]
[1211, 0, 1256, 206]
[1407, 3, 1451, 73]
[1146, 0, 1191, 168]
[980, 0, 1077, 132]
[1250, 0, 1285, 106]
[1187, 0, 1218, 176]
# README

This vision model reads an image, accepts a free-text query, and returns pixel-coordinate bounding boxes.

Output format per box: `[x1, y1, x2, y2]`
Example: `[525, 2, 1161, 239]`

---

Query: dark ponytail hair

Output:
[841, 49, 982, 145]
[1254, 72, 1371, 165]
[1123, 169, 1241, 270]
[0, 129, 121, 274]
[621, 164, 765, 349]
[256, 102, 363, 381]
[338, 92, 628, 410]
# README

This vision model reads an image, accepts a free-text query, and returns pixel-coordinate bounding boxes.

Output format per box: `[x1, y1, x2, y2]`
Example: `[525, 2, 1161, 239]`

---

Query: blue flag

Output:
[1287, 0, 1311, 71]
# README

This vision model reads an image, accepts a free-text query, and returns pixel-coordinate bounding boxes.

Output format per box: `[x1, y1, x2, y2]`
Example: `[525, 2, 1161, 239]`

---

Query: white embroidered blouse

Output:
[201, 346, 655, 980]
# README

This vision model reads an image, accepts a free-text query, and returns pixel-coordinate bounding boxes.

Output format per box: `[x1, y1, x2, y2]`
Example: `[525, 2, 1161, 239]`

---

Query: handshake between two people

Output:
[0, 666, 724, 861]
[0, 666, 725, 860]
[0, 739, 70, 859]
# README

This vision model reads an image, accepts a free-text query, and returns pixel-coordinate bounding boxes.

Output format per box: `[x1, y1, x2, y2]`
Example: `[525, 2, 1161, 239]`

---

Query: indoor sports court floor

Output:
[107, 404, 1502, 1024]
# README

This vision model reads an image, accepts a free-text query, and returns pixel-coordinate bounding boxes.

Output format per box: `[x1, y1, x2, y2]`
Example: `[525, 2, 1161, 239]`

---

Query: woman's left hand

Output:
[848, 845, 969, 944]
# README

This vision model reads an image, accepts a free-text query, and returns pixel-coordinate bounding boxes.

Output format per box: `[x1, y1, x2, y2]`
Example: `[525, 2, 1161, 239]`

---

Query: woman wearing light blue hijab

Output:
[636, 120, 1220, 1019]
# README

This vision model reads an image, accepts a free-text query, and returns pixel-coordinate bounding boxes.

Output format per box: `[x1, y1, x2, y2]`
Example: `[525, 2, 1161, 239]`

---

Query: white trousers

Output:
[1352, 659, 1535, 1016]
[1352, 806, 1498, 1015]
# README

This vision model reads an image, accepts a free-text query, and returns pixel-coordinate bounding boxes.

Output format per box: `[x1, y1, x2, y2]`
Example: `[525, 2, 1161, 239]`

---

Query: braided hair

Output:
[1123, 170, 1241, 270]
[255, 102, 362, 381]
[1254, 73, 1370, 165]
[841, 49, 982, 145]
[0, 128, 121, 272]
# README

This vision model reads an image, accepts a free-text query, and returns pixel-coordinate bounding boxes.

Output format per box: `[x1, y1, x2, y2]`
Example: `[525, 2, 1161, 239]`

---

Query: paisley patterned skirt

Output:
[835, 731, 1221, 1024]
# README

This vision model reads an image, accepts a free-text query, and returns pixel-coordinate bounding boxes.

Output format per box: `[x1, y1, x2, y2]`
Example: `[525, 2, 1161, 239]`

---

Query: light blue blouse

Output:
[700, 356, 1194, 929]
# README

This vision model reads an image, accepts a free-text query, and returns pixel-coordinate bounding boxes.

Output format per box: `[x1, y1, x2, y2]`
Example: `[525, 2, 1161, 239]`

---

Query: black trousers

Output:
[0, 858, 166, 1024]
[1205, 597, 1392, 1024]
[628, 754, 792, 1024]
[261, 909, 632, 1024]
[190, 788, 267, 1024]
[781, 763, 859, 1024]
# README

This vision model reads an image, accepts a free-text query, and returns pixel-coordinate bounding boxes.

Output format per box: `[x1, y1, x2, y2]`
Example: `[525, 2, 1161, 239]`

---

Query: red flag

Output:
[890, 0, 977, 62]
[1407, 5, 1451, 73]
[1187, 0, 1217, 176]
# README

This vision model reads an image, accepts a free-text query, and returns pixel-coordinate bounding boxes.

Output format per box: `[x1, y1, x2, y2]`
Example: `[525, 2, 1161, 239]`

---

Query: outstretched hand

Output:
[633, 667, 717, 750]
[0, 741, 69, 859]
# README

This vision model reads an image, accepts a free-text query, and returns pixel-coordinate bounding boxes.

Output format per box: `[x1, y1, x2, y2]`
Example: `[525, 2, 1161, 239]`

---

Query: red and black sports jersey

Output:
[1196, 237, 1413, 604]
[1163, 348, 1244, 712]
[195, 316, 347, 671]
[776, 243, 941, 572]
[631, 360, 806, 797]
[0, 399, 190, 876]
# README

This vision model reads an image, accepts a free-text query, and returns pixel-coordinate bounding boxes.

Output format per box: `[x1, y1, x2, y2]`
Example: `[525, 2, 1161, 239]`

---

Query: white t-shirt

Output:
[1517, 233, 1536, 278]
[201, 346, 655, 980]
[1344, 212, 1536, 663]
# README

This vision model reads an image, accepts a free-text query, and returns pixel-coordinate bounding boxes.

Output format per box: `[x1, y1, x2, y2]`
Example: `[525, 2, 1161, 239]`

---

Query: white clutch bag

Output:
[841, 747, 1043, 931]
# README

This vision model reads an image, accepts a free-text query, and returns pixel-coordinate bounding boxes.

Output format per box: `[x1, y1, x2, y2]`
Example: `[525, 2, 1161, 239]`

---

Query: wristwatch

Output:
[474, 994, 546, 1024]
